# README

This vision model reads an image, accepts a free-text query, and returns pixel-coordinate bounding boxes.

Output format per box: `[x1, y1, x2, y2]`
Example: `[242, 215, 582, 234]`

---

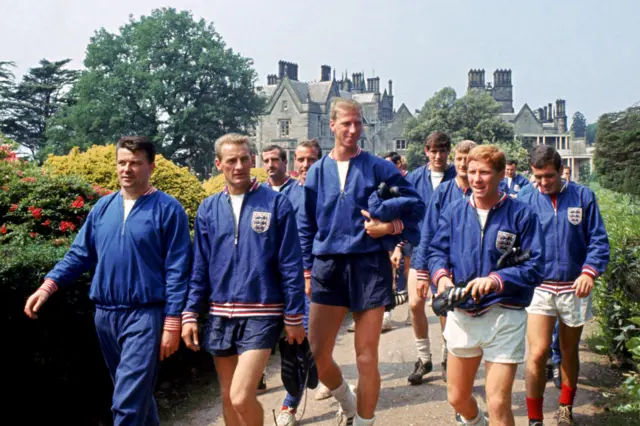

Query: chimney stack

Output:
[321, 65, 331, 82]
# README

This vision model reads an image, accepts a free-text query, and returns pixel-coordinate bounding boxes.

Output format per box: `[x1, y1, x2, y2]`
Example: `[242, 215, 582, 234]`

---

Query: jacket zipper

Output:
[121, 197, 139, 236]
[228, 192, 248, 245]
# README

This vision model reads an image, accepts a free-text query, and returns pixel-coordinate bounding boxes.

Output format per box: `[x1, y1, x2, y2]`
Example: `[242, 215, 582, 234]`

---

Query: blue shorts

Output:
[202, 316, 283, 357]
[402, 242, 414, 258]
[311, 251, 393, 312]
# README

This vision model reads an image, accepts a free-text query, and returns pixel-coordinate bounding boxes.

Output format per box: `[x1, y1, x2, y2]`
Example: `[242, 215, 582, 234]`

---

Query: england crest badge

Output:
[251, 211, 271, 233]
[568, 207, 582, 225]
[514, 184, 521, 192]
[496, 231, 516, 253]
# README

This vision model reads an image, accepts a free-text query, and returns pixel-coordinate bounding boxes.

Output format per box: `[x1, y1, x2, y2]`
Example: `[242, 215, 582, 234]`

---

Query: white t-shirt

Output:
[477, 208, 490, 229]
[123, 199, 136, 221]
[230, 194, 245, 228]
[271, 185, 282, 192]
[507, 177, 513, 188]
[431, 170, 445, 189]
[337, 161, 350, 191]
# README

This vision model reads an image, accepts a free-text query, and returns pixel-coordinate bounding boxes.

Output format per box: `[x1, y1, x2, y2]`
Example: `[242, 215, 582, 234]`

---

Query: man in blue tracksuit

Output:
[181, 134, 306, 426]
[404, 131, 457, 385]
[299, 98, 424, 425]
[24, 136, 192, 426]
[263, 140, 322, 425]
[521, 145, 609, 426]
[502, 159, 529, 197]
[413, 139, 476, 382]
[427, 145, 545, 426]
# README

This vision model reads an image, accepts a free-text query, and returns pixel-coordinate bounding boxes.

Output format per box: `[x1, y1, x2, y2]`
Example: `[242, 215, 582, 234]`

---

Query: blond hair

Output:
[454, 140, 477, 154]
[330, 98, 362, 121]
[215, 133, 250, 160]
[400, 156, 408, 170]
[467, 145, 506, 172]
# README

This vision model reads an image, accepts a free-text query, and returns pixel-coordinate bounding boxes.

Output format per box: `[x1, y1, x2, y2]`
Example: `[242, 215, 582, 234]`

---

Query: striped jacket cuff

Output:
[391, 219, 404, 235]
[163, 316, 182, 332]
[284, 314, 304, 326]
[304, 270, 311, 279]
[432, 269, 451, 286]
[181, 312, 199, 326]
[581, 265, 598, 278]
[416, 270, 430, 281]
[39, 278, 59, 295]
[396, 240, 407, 248]
[488, 272, 504, 293]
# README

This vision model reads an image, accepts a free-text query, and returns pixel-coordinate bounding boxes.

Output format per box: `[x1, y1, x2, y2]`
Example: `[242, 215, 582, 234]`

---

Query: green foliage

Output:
[586, 122, 598, 145]
[494, 139, 530, 173]
[0, 59, 78, 161]
[594, 106, 640, 196]
[48, 7, 266, 178]
[571, 111, 587, 138]
[45, 144, 206, 223]
[591, 184, 640, 368]
[404, 87, 515, 154]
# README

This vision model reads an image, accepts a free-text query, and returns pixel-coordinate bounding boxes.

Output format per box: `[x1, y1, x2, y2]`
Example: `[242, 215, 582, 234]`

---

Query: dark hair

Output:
[116, 136, 155, 163]
[262, 144, 287, 161]
[424, 131, 451, 151]
[506, 159, 518, 166]
[529, 145, 562, 171]
[383, 151, 402, 165]
[297, 138, 322, 159]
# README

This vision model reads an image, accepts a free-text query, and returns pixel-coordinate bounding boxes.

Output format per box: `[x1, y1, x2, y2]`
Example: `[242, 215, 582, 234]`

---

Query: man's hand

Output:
[24, 289, 51, 319]
[285, 324, 305, 345]
[361, 210, 394, 239]
[390, 247, 402, 268]
[573, 274, 594, 298]
[417, 277, 430, 299]
[160, 329, 180, 360]
[437, 276, 455, 296]
[305, 277, 312, 300]
[464, 277, 498, 303]
[181, 323, 200, 352]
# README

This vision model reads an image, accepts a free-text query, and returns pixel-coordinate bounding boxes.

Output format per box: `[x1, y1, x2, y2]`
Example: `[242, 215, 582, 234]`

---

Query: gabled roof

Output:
[307, 81, 334, 104]
[352, 92, 377, 104]
[512, 103, 540, 125]
[393, 103, 413, 120]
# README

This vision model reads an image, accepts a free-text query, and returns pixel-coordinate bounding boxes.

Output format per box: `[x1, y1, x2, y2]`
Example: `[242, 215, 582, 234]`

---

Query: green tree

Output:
[1, 59, 78, 160]
[594, 105, 640, 196]
[403, 88, 514, 166]
[570, 111, 587, 138]
[48, 8, 266, 178]
[586, 122, 598, 145]
[0, 61, 16, 120]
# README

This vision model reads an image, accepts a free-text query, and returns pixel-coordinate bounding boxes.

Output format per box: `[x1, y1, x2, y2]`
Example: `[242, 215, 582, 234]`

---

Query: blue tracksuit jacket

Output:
[518, 181, 610, 294]
[406, 163, 457, 223]
[501, 174, 529, 196]
[184, 179, 305, 326]
[427, 194, 545, 315]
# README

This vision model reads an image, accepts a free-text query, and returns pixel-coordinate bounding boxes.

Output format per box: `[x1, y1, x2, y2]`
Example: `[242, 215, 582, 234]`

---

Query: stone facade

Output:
[468, 69, 514, 113]
[254, 61, 413, 169]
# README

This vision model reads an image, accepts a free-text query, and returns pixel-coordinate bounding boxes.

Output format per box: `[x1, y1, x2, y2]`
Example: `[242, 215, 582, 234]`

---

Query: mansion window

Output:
[279, 120, 290, 138]
[395, 139, 407, 150]
[281, 100, 288, 112]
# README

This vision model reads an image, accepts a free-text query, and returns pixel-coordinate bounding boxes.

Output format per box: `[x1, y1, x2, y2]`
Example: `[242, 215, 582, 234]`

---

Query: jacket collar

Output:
[329, 145, 362, 160]
[266, 175, 294, 189]
[468, 191, 509, 211]
[119, 186, 157, 198]
[223, 177, 259, 194]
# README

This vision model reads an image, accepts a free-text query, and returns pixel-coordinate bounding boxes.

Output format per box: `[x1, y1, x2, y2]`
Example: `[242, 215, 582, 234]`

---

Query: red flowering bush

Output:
[0, 144, 106, 244]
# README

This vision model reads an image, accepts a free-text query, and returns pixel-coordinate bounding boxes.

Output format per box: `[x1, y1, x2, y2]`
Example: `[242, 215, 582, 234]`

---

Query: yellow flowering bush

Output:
[45, 145, 207, 222]
[203, 168, 268, 196]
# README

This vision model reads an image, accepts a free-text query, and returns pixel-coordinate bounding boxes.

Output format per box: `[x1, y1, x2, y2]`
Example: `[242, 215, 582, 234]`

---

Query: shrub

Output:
[203, 167, 268, 196]
[45, 145, 207, 222]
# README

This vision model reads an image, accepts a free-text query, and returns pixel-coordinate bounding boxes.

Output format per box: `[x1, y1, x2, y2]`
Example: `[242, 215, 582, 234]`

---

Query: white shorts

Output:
[443, 305, 527, 364]
[526, 289, 592, 328]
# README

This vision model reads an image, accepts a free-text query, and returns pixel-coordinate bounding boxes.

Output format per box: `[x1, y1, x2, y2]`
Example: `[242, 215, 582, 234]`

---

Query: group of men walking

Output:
[24, 97, 609, 426]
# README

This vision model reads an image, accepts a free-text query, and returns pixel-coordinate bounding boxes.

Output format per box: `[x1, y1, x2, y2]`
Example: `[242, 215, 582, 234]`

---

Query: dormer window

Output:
[282, 100, 288, 112]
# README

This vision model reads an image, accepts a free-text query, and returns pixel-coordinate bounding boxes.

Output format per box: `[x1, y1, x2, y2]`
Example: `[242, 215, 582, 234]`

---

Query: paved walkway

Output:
[169, 305, 609, 425]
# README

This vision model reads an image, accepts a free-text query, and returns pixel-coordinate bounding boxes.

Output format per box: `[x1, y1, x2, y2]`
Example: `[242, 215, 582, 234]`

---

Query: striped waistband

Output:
[538, 281, 575, 295]
[210, 302, 284, 317]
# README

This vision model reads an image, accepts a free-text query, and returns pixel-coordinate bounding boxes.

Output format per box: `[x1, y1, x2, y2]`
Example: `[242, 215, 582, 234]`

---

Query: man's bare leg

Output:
[485, 361, 518, 426]
[308, 303, 349, 389]
[447, 353, 482, 419]
[352, 306, 385, 419]
[558, 321, 583, 389]
[214, 355, 242, 426]
[408, 269, 429, 342]
[524, 313, 556, 422]
[228, 349, 272, 426]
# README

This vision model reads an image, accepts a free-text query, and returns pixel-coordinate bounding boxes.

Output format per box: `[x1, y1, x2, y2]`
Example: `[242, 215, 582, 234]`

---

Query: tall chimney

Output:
[548, 103, 553, 120]
[321, 65, 331, 82]
[388, 79, 393, 96]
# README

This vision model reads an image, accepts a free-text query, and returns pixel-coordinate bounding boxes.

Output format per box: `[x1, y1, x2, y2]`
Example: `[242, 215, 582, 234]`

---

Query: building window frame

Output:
[281, 100, 288, 112]
[279, 119, 290, 138]
[395, 139, 407, 150]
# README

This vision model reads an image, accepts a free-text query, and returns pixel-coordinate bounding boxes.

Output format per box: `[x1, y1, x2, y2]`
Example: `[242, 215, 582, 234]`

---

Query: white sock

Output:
[461, 408, 484, 425]
[331, 379, 356, 417]
[354, 414, 376, 425]
[415, 338, 432, 363]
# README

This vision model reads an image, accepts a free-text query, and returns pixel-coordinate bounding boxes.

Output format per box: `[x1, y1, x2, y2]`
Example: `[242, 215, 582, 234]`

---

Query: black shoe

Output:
[408, 358, 433, 385]
[299, 337, 319, 390]
[279, 338, 301, 397]
[441, 360, 447, 383]
[558, 404, 575, 425]
[529, 420, 544, 426]
[257, 373, 267, 394]
[553, 363, 562, 389]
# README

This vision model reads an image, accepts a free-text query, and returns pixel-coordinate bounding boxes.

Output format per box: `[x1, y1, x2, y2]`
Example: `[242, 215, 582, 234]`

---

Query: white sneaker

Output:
[347, 321, 356, 332]
[276, 407, 297, 426]
[381, 312, 393, 332]
[314, 383, 332, 400]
